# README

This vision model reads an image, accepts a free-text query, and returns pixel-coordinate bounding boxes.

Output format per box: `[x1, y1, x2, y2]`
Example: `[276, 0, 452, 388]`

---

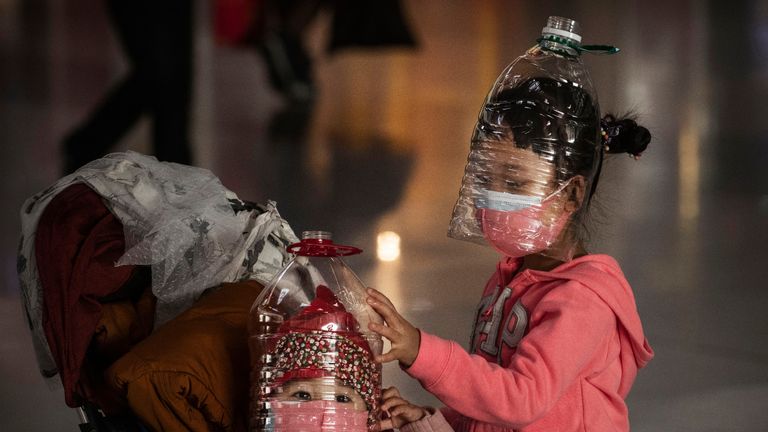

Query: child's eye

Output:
[335, 394, 352, 403]
[291, 391, 312, 401]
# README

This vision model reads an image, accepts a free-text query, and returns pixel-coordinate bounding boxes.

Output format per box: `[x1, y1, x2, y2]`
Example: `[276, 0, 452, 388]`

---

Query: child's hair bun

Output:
[600, 114, 651, 158]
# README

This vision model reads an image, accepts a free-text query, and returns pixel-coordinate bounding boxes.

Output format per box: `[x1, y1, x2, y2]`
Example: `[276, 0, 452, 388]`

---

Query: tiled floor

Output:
[2, 0, 768, 430]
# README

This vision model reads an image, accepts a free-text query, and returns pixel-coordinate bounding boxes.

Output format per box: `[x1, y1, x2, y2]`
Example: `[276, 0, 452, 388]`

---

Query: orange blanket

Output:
[105, 280, 263, 431]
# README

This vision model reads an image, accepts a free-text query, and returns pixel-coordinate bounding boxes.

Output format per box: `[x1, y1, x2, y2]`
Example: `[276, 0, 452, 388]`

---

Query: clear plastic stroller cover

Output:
[249, 231, 383, 431]
[448, 16, 609, 262]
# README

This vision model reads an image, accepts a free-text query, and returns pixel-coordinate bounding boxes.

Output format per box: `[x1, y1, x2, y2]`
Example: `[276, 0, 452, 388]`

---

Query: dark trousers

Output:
[64, 0, 193, 173]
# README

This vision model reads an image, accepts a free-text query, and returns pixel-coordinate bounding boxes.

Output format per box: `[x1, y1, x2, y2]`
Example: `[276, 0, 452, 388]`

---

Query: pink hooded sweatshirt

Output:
[402, 254, 653, 432]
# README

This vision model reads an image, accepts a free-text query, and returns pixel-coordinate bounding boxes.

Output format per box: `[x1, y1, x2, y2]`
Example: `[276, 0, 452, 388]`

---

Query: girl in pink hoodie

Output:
[366, 18, 654, 432]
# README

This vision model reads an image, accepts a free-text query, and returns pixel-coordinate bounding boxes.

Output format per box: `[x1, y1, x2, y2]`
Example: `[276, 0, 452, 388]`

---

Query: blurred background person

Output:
[254, 0, 417, 103]
[61, 0, 194, 173]
[215, 0, 417, 104]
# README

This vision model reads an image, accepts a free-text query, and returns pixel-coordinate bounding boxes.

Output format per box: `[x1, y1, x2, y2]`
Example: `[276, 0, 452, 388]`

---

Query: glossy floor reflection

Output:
[2, 0, 768, 430]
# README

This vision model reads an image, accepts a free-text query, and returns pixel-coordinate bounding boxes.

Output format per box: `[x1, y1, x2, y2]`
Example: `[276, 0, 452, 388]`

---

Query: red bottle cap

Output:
[287, 231, 363, 257]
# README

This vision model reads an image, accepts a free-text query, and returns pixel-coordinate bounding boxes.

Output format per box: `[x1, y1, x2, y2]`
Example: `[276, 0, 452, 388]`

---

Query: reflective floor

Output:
[2, 0, 768, 430]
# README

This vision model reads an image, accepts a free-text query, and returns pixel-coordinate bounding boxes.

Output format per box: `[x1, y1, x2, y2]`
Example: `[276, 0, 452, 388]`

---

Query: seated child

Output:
[264, 286, 381, 431]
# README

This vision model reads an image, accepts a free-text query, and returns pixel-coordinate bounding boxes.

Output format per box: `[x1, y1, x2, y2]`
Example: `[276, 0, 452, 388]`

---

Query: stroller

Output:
[18, 153, 298, 431]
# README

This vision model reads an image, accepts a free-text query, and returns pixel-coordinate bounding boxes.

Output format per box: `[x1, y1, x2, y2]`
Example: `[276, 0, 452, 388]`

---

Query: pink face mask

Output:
[269, 400, 370, 432]
[477, 186, 571, 258]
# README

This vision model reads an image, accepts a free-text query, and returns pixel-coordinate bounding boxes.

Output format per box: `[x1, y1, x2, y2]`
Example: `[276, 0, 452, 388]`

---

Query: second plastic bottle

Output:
[248, 231, 383, 431]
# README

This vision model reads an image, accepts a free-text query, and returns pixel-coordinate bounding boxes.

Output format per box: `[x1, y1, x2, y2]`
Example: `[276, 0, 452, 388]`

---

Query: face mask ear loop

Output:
[542, 178, 574, 203]
[539, 178, 583, 229]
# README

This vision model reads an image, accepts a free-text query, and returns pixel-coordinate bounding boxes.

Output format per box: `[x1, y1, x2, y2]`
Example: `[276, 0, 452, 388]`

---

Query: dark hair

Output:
[600, 114, 651, 157]
[483, 77, 651, 205]
[592, 113, 651, 202]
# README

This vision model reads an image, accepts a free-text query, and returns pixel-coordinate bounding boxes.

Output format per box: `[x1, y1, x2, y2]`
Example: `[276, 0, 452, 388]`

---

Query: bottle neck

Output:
[538, 34, 581, 57]
[302, 230, 332, 241]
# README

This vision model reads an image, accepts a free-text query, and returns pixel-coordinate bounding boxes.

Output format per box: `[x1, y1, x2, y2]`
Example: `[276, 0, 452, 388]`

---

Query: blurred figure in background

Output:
[61, 0, 194, 174]
[63, 0, 416, 174]
[222, 0, 417, 103]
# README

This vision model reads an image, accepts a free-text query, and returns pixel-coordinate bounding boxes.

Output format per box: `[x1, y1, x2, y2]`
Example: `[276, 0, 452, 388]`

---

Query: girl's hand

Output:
[378, 386, 429, 430]
[366, 288, 420, 367]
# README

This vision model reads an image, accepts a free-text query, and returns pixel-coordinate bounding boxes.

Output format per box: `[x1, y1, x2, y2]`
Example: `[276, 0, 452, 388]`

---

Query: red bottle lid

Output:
[287, 231, 363, 257]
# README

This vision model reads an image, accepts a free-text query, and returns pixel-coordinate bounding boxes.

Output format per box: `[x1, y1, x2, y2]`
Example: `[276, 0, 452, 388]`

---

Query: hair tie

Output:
[600, 126, 610, 152]
[599, 116, 620, 153]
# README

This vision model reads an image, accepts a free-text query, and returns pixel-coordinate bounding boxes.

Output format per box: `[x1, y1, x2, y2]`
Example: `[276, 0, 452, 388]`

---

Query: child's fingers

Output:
[389, 404, 417, 418]
[375, 349, 401, 364]
[367, 287, 399, 311]
[369, 304, 404, 330]
[378, 418, 395, 431]
[391, 405, 428, 424]
[367, 296, 404, 328]
[381, 386, 402, 400]
[368, 321, 400, 342]
[380, 396, 409, 412]
[379, 398, 402, 412]
[388, 403, 406, 414]
[366, 287, 390, 303]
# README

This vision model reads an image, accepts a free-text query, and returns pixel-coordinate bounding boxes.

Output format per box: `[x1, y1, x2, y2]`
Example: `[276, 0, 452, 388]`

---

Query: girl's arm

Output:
[368, 284, 615, 428]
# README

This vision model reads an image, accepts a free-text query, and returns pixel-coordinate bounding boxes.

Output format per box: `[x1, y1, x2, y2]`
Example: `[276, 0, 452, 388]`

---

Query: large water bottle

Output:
[448, 16, 615, 262]
[248, 231, 383, 431]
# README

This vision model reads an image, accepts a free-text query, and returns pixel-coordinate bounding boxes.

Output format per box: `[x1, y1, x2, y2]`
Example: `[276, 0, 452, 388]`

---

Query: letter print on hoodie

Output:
[470, 285, 529, 364]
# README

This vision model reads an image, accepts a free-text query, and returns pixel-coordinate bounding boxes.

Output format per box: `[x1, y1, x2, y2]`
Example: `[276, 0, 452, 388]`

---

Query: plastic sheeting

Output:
[18, 151, 298, 384]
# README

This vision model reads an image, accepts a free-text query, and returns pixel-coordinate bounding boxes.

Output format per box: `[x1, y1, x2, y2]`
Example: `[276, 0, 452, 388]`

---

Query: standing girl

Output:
[367, 16, 654, 432]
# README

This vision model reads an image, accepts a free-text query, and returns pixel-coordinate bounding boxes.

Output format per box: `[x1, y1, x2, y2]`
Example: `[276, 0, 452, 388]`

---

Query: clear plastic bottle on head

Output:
[248, 231, 383, 431]
[448, 16, 614, 262]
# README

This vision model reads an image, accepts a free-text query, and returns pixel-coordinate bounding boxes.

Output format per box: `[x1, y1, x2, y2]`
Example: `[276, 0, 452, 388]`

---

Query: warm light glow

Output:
[678, 117, 700, 227]
[376, 231, 401, 262]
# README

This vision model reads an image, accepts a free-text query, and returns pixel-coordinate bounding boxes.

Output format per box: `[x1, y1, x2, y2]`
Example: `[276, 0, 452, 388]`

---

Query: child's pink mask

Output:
[269, 400, 369, 431]
[476, 184, 571, 258]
